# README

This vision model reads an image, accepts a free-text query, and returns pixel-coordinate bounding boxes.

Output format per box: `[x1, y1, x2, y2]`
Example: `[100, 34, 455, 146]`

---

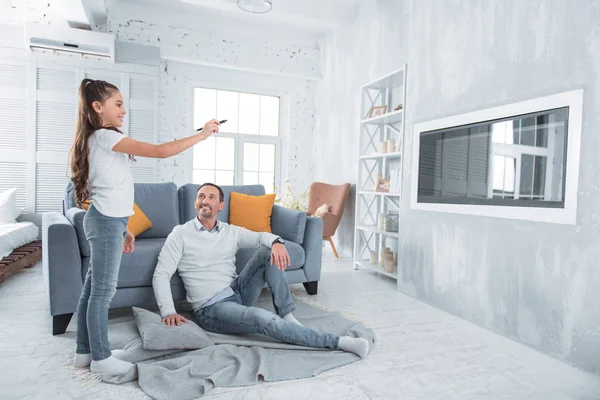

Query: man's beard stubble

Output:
[198, 204, 213, 218]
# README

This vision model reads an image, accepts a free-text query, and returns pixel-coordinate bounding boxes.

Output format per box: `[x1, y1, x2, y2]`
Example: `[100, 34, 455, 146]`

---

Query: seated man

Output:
[152, 183, 368, 358]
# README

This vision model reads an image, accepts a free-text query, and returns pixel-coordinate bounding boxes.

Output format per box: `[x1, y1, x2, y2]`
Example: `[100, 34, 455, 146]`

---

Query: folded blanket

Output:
[100, 296, 375, 400]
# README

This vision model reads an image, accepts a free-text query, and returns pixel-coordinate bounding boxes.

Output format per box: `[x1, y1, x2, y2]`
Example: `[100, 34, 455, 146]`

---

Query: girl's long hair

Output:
[69, 79, 126, 207]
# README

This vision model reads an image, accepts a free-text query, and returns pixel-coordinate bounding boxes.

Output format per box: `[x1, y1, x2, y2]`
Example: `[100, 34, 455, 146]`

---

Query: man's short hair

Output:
[197, 183, 224, 202]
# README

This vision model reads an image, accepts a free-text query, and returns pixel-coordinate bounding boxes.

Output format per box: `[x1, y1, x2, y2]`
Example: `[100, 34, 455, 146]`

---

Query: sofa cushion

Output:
[234, 242, 305, 274]
[178, 184, 266, 224]
[63, 181, 77, 213]
[229, 192, 276, 233]
[81, 238, 184, 288]
[65, 207, 90, 257]
[134, 183, 179, 239]
[271, 205, 307, 245]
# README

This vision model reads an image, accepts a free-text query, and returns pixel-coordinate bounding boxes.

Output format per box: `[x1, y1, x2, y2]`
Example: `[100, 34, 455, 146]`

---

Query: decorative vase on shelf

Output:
[383, 253, 394, 273]
[387, 139, 396, 153]
[369, 251, 378, 264]
[378, 213, 385, 230]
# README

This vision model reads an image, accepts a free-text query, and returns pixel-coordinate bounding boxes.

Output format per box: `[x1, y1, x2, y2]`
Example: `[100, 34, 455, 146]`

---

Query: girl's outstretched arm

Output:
[112, 119, 220, 158]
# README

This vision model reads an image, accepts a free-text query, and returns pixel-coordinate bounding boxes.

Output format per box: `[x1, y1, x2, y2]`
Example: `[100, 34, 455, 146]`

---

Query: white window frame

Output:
[187, 81, 284, 191]
[411, 89, 583, 225]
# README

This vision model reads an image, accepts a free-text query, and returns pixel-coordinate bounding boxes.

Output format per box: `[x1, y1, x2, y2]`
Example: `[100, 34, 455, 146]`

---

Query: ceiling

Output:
[174, 0, 362, 34]
[73, 0, 366, 39]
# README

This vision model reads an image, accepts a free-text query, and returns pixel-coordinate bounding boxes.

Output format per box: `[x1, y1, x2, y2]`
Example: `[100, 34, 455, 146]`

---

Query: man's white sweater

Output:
[152, 219, 278, 317]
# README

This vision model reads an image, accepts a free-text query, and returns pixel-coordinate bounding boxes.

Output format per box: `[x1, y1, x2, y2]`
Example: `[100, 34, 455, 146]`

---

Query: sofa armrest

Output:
[301, 216, 323, 282]
[43, 212, 83, 316]
[271, 205, 307, 245]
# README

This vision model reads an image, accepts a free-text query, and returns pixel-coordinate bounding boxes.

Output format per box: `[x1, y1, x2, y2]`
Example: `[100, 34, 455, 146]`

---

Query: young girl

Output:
[69, 78, 219, 375]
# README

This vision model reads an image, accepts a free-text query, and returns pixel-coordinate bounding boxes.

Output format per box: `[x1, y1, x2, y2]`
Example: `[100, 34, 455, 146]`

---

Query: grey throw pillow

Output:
[271, 205, 307, 245]
[133, 307, 214, 351]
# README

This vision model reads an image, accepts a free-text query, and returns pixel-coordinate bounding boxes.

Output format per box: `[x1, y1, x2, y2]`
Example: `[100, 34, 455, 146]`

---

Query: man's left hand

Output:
[271, 243, 290, 271]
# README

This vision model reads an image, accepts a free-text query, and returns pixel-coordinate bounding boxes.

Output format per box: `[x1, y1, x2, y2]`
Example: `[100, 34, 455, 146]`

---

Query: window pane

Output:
[243, 143, 259, 171]
[215, 170, 234, 186]
[520, 117, 536, 146]
[259, 95, 279, 136]
[493, 155, 506, 191]
[243, 171, 259, 185]
[193, 89, 216, 130]
[217, 90, 239, 133]
[491, 122, 506, 144]
[193, 87, 280, 197]
[511, 120, 519, 145]
[238, 93, 260, 134]
[215, 137, 235, 170]
[259, 144, 275, 172]
[504, 157, 515, 193]
[193, 169, 215, 185]
[520, 154, 534, 197]
[533, 156, 547, 196]
[535, 115, 549, 148]
[193, 136, 215, 169]
[259, 172, 274, 193]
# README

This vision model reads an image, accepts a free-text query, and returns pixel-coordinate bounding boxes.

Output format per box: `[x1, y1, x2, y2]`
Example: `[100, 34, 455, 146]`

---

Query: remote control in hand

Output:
[197, 120, 227, 131]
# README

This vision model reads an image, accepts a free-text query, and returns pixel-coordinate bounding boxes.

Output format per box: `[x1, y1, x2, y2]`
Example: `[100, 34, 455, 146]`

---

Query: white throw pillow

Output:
[0, 188, 19, 224]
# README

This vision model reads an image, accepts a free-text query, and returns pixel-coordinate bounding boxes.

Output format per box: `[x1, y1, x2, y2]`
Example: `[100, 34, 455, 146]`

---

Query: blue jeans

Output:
[195, 247, 339, 350]
[75, 204, 128, 361]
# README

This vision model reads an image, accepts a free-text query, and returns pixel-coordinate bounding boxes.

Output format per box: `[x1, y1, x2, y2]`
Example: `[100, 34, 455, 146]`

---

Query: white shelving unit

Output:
[353, 65, 407, 280]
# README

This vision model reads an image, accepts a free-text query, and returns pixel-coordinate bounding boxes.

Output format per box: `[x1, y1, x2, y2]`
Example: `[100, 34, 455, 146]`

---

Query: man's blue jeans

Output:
[195, 247, 339, 350]
[75, 204, 128, 361]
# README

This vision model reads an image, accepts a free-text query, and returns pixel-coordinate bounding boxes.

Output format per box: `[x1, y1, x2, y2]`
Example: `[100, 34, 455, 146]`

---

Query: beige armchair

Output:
[307, 182, 351, 258]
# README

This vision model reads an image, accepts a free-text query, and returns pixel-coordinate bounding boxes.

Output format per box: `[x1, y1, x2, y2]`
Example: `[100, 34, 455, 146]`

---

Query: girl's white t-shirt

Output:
[88, 129, 135, 217]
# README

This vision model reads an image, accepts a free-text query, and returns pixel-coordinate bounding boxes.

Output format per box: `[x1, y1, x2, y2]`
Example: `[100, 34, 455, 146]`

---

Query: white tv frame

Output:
[410, 89, 584, 225]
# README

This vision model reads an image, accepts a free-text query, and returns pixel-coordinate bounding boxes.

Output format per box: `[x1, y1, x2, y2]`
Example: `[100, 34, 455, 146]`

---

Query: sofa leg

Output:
[53, 313, 73, 335]
[303, 281, 318, 295]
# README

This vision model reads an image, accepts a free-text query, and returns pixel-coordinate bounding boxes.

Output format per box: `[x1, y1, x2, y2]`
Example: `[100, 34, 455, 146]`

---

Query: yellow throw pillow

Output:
[128, 203, 153, 237]
[81, 201, 152, 237]
[229, 192, 276, 233]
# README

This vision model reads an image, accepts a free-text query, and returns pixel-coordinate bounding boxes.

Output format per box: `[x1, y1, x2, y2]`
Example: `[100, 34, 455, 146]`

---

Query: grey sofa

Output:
[43, 182, 323, 335]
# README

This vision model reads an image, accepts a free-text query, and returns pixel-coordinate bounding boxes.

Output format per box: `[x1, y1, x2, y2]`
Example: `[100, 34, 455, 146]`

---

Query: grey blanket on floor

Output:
[102, 296, 375, 400]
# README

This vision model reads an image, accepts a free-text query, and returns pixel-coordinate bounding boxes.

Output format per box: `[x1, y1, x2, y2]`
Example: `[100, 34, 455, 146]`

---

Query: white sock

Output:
[73, 349, 123, 368]
[73, 353, 91, 368]
[338, 336, 369, 358]
[283, 313, 303, 326]
[90, 355, 134, 375]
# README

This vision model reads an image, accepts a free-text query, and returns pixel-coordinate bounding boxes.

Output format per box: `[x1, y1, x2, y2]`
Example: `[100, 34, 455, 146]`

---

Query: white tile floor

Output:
[2, 251, 600, 399]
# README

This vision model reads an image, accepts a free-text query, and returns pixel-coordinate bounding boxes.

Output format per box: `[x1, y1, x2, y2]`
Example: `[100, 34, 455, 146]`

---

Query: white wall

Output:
[0, 0, 68, 26]
[317, 0, 600, 375]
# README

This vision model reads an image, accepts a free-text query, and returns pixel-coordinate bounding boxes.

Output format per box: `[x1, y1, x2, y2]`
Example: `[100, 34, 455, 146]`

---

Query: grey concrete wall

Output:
[316, 0, 600, 374]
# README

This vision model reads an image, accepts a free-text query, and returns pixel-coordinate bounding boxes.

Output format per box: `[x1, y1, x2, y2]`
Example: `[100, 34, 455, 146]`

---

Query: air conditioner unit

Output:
[25, 23, 115, 62]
